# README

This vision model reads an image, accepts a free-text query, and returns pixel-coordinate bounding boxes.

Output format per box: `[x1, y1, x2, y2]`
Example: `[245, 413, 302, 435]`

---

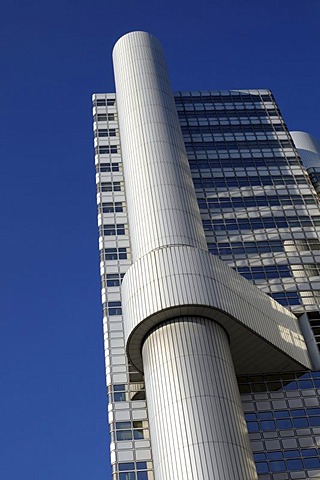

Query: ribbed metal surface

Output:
[142, 317, 258, 480]
[290, 131, 320, 169]
[122, 244, 310, 374]
[113, 31, 207, 261]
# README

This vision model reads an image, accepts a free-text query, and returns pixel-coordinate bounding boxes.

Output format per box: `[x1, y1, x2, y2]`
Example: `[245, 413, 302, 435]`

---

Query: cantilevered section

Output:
[122, 244, 311, 374]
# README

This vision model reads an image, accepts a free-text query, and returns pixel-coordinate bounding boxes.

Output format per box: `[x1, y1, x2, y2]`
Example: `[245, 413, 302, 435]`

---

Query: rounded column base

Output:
[142, 317, 257, 480]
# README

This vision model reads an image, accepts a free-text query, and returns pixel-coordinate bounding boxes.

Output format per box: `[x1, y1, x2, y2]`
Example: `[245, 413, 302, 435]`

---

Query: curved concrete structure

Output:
[122, 244, 310, 375]
[290, 131, 320, 169]
[113, 31, 311, 480]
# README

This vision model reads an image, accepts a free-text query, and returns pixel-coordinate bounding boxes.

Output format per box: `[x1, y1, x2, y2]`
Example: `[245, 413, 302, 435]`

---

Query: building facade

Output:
[93, 31, 320, 480]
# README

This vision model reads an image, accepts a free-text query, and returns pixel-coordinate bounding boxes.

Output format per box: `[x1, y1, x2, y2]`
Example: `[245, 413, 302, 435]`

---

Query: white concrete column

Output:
[113, 31, 207, 261]
[142, 317, 258, 480]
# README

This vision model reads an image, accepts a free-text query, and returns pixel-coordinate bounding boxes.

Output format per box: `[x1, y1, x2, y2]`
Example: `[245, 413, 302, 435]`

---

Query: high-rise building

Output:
[93, 31, 320, 480]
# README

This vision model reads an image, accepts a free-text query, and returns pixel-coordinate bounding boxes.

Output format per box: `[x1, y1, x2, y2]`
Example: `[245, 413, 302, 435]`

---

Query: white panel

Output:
[143, 318, 257, 480]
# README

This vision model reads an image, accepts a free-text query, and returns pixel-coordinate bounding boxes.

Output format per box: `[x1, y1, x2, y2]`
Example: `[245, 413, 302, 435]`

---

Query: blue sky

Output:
[0, 0, 319, 478]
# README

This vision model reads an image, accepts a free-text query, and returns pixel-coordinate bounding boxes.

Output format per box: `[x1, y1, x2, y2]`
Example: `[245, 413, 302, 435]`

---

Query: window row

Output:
[292, 264, 320, 277]
[238, 372, 320, 392]
[198, 194, 312, 211]
[247, 408, 320, 421]
[95, 145, 119, 155]
[270, 292, 301, 307]
[99, 181, 123, 192]
[237, 265, 292, 280]
[255, 448, 320, 462]
[178, 107, 279, 116]
[208, 240, 285, 256]
[114, 472, 148, 480]
[175, 93, 272, 103]
[291, 239, 320, 252]
[239, 371, 319, 384]
[111, 421, 148, 442]
[185, 140, 292, 151]
[103, 273, 125, 287]
[202, 216, 320, 232]
[248, 416, 320, 432]
[95, 113, 116, 122]
[113, 461, 151, 480]
[108, 383, 146, 402]
[101, 247, 128, 261]
[100, 224, 127, 236]
[94, 128, 117, 137]
[182, 123, 285, 134]
[93, 98, 115, 107]
[193, 175, 307, 190]
[100, 202, 124, 213]
[256, 457, 320, 474]
[104, 301, 122, 316]
[96, 162, 120, 173]
[190, 158, 296, 169]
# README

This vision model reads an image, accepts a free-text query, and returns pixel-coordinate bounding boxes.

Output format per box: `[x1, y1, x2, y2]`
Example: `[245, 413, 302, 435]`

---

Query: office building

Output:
[93, 31, 320, 479]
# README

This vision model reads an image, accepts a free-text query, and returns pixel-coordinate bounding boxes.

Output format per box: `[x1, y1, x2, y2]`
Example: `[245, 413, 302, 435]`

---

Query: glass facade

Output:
[93, 90, 320, 479]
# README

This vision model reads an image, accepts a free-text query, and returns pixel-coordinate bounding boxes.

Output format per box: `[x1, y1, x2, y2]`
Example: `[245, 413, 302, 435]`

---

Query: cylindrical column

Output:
[113, 31, 207, 261]
[142, 317, 257, 480]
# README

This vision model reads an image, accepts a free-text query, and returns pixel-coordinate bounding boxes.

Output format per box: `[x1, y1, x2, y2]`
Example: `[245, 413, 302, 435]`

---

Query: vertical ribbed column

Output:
[143, 317, 257, 480]
[113, 31, 207, 261]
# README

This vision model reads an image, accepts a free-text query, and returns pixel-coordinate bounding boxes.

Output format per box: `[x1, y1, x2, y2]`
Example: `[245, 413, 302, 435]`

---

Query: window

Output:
[106, 273, 124, 287]
[94, 99, 106, 106]
[117, 462, 151, 480]
[100, 182, 122, 192]
[112, 384, 126, 402]
[114, 421, 146, 441]
[102, 224, 126, 236]
[116, 430, 132, 441]
[101, 202, 124, 213]
[95, 128, 117, 137]
[104, 247, 128, 261]
[97, 162, 120, 173]
[96, 145, 118, 155]
[108, 301, 122, 316]
[97, 162, 120, 172]
[97, 113, 115, 121]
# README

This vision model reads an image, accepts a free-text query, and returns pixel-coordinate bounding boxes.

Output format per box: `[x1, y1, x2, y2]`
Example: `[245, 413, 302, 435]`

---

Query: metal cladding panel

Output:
[113, 31, 207, 261]
[290, 131, 320, 169]
[143, 318, 258, 480]
[122, 245, 311, 374]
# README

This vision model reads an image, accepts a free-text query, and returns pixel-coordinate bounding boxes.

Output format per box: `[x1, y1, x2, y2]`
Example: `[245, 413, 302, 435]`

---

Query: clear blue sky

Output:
[0, 1, 319, 478]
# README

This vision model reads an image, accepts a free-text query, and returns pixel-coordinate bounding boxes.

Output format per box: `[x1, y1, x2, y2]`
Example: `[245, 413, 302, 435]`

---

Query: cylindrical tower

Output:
[113, 31, 257, 480]
[113, 31, 207, 261]
[143, 317, 256, 479]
